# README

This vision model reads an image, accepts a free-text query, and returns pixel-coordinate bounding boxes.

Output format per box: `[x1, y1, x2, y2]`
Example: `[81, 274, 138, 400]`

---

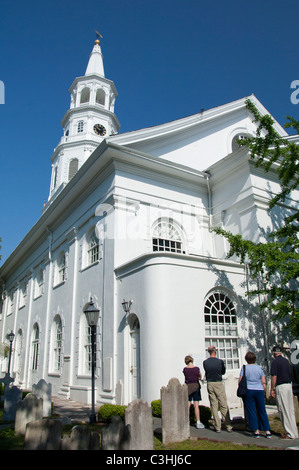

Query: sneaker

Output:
[280, 434, 294, 440]
[196, 421, 205, 429]
[266, 432, 272, 439]
[253, 432, 260, 438]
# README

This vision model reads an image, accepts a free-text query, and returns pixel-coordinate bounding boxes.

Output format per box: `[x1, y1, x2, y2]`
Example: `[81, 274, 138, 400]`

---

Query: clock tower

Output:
[48, 35, 120, 201]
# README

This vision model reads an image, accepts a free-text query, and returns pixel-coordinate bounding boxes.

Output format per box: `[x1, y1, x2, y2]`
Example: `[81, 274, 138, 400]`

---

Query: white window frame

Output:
[204, 291, 240, 370]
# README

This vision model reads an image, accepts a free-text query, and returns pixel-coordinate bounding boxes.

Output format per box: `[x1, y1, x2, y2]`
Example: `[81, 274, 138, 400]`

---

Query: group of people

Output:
[183, 345, 299, 440]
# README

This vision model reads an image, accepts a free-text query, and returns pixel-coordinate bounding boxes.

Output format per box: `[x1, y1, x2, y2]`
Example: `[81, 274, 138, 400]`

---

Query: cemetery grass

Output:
[0, 411, 294, 451]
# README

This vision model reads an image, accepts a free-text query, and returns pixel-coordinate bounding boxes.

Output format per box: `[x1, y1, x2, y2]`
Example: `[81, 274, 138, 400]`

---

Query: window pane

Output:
[204, 291, 240, 369]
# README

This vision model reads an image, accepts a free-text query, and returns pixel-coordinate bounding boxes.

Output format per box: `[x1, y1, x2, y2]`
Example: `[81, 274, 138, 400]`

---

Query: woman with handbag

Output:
[238, 351, 272, 438]
[183, 355, 205, 429]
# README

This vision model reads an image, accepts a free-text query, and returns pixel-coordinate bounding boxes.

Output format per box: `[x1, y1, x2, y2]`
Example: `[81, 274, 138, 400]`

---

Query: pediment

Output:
[109, 95, 287, 172]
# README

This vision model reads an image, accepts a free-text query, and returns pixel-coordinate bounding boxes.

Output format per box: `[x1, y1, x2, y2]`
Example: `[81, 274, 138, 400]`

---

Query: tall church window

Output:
[204, 291, 240, 370]
[88, 229, 99, 265]
[79, 313, 98, 375]
[58, 253, 66, 284]
[15, 329, 23, 381]
[152, 219, 185, 253]
[50, 315, 63, 373]
[96, 88, 105, 106]
[68, 158, 79, 180]
[35, 269, 44, 298]
[80, 87, 90, 104]
[77, 121, 84, 133]
[31, 323, 40, 371]
[19, 281, 27, 308]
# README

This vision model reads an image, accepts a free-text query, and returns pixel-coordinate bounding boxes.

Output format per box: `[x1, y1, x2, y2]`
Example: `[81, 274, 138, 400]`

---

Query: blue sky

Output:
[0, 0, 298, 264]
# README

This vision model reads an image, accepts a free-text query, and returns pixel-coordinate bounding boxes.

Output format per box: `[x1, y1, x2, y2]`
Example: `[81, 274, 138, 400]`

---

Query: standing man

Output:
[203, 345, 232, 433]
[270, 345, 298, 440]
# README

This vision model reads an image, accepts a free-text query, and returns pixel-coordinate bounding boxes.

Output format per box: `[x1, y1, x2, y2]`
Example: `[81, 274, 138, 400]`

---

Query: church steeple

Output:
[47, 35, 120, 202]
[85, 33, 105, 76]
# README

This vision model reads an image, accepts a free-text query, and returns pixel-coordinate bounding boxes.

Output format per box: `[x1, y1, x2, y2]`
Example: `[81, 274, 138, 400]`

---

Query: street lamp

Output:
[83, 298, 100, 424]
[121, 299, 133, 315]
[7, 331, 15, 376]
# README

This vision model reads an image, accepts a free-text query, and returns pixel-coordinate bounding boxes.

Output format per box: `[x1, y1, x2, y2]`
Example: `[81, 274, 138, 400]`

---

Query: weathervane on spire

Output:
[95, 30, 103, 45]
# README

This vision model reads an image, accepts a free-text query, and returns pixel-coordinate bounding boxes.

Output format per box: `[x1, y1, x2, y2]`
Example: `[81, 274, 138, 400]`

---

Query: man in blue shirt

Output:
[270, 345, 298, 439]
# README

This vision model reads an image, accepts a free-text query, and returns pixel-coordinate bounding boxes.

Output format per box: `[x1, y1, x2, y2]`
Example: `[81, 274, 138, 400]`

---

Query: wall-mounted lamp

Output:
[121, 299, 133, 314]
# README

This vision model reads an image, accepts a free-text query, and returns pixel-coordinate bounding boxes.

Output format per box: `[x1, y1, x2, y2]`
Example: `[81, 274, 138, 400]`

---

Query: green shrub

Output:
[151, 399, 161, 417]
[98, 404, 127, 422]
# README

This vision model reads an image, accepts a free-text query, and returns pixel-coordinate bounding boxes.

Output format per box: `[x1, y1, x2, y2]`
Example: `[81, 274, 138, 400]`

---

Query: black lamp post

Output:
[83, 298, 100, 424]
[7, 331, 15, 376]
[121, 299, 133, 315]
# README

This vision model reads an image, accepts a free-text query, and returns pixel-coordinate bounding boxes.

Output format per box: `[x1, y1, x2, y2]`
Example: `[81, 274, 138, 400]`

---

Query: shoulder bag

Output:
[237, 365, 247, 398]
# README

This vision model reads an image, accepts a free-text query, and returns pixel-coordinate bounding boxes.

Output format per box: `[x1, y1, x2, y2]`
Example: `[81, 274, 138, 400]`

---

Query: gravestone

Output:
[15, 393, 43, 435]
[24, 419, 62, 450]
[3, 386, 22, 421]
[161, 377, 190, 445]
[32, 379, 52, 417]
[125, 399, 154, 450]
[61, 425, 91, 450]
[101, 415, 130, 450]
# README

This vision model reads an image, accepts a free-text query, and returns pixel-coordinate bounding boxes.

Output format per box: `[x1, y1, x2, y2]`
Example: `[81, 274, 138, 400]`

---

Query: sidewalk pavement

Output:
[52, 395, 299, 450]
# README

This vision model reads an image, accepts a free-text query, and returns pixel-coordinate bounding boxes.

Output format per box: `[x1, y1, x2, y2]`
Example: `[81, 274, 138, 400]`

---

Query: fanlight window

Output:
[232, 133, 249, 152]
[204, 291, 240, 370]
[152, 220, 184, 253]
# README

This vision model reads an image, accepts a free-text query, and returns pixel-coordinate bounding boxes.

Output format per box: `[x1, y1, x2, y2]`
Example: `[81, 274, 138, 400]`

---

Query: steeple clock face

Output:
[93, 123, 106, 136]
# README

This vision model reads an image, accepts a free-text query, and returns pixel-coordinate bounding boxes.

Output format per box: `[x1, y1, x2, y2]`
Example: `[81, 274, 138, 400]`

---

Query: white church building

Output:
[0, 37, 297, 407]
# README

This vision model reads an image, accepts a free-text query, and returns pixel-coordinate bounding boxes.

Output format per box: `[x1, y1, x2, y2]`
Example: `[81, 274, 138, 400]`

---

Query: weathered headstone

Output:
[32, 379, 52, 417]
[125, 399, 154, 450]
[15, 393, 43, 435]
[61, 425, 91, 450]
[24, 419, 62, 450]
[161, 377, 190, 445]
[101, 415, 130, 450]
[3, 386, 22, 421]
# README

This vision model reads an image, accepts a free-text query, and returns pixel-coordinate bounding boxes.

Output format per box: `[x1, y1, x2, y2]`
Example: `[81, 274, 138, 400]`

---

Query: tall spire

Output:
[85, 31, 105, 77]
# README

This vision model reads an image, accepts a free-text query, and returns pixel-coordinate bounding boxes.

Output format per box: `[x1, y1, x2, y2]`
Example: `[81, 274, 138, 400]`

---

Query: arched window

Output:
[50, 315, 63, 373]
[152, 219, 185, 253]
[231, 133, 249, 152]
[80, 87, 90, 104]
[15, 329, 23, 381]
[87, 228, 99, 265]
[96, 88, 106, 106]
[31, 323, 40, 371]
[68, 158, 79, 180]
[79, 314, 94, 375]
[204, 291, 240, 370]
[52, 166, 58, 189]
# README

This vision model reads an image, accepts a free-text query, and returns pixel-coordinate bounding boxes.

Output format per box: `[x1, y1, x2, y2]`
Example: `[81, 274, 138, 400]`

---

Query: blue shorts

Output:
[188, 388, 201, 402]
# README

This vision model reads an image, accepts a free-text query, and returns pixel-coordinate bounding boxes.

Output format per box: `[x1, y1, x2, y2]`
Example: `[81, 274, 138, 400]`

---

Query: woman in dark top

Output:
[183, 355, 204, 429]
